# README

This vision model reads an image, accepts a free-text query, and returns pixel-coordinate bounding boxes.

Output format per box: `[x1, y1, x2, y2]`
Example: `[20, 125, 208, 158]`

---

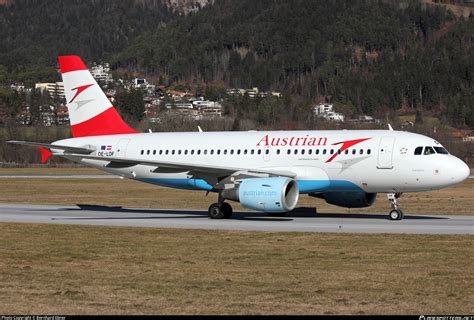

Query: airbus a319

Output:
[8, 56, 470, 220]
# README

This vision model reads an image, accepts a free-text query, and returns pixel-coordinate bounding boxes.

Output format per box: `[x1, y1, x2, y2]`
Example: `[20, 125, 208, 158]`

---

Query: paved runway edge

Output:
[0, 203, 472, 235]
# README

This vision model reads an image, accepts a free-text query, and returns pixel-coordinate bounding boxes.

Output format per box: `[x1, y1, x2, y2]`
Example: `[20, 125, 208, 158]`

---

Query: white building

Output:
[165, 102, 194, 109]
[35, 82, 65, 100]
[133, 78, 156, 94]
[90, 63, 113, 83]
[312, 103, 345, 122]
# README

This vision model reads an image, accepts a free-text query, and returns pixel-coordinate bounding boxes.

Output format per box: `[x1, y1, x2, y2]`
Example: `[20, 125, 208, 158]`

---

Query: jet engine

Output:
[222, 177, 299, 212]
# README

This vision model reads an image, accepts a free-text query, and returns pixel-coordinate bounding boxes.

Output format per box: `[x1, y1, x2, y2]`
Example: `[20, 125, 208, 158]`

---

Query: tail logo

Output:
[69, 84, 94, 104]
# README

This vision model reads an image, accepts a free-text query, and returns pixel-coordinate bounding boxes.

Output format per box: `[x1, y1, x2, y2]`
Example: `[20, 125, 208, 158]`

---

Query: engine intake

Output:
[222, 177, 299, 212]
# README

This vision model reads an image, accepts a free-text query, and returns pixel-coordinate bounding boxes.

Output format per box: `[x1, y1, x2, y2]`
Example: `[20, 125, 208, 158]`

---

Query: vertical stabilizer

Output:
[58, 55, 138, 137]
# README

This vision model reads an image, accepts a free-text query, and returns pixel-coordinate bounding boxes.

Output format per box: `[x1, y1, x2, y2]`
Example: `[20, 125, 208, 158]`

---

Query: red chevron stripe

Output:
[325, 138, 371, 163]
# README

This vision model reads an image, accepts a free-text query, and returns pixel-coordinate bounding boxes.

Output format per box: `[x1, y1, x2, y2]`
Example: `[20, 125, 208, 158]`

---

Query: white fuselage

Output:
[54, 129, 469, 195]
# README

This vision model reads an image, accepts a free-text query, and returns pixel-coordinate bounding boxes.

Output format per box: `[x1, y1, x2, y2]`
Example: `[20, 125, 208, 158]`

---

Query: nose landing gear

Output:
[388, 192, 403, 220]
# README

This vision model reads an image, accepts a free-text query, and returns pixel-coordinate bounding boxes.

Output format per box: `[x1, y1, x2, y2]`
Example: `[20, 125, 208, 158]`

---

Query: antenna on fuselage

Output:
[388, 124, 394, 131]
[198, 126, 203, 133]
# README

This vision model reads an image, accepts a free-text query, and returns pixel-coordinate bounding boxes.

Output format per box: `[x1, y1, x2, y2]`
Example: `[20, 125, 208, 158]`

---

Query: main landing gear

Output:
[387, 192, 403, 221]
[208, 194, 233, 219]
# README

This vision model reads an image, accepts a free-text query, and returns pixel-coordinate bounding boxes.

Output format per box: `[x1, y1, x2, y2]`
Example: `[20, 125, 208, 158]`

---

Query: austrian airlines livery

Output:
[9, 56, 470, 220]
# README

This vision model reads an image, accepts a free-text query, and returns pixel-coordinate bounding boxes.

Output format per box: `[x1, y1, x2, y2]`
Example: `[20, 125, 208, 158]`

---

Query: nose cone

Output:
[448, 157, 470, 184]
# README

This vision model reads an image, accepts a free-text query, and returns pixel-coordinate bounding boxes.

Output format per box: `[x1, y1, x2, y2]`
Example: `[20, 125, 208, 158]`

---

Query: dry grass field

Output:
[0, 167, 472, 215]
[0, 223, 472, 315]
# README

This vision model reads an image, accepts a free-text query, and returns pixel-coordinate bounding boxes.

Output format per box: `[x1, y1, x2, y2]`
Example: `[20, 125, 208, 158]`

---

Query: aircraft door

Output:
[116, 139, 130, 158]
[377, 137, 395, 169]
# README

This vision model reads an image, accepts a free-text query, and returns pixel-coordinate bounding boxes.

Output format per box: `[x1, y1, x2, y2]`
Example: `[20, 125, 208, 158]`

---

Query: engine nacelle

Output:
[222, 177, 299, 212]
[314, 192, 377, 208]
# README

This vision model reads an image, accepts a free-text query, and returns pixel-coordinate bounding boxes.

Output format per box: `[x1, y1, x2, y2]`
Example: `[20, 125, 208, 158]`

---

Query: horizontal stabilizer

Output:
[7, 141, 95, 154]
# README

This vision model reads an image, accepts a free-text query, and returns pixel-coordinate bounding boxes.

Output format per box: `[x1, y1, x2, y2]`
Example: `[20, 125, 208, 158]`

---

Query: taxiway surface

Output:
[0, 203, 472, 234]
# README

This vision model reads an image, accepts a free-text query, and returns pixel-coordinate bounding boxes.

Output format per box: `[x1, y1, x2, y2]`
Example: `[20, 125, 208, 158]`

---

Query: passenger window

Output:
[171, 150, 175, 155]
[277, 149, 280, 155]
[257, 150, 262, 155]
[244, 150, 247, 155]
[184, 150, 188, 155]
[204, 150, 207, 155]
[224, 150, 227, 155]
[345, 150, 349, 155]
[424, 146, 435, 155]
[367, 149, 371, 155]
[140, 150, 144, 155]
[337, 150, 341, 155]
[287, 149, 291, 155]
[178, 150, 181, 155]
[308, 149, 312, 155]
[153, 150, 156, 155]
[197, 150, 201, 155]
[360, 149, 363, 155]
[330, 149, 334, 155]
[414, 147, 423, 155]
[352, 149, 356, 155]
[237, 150, 241, 155]
[265, 149, 269, 155]
[147, 150, 150, 155]
[210, 150, 214, 155]
[316, 149, 319, 155]
[217, 150, 221, 155]
[294, 149, 298, 155]
[230, 150, 234, 155]
[323, 149, 327, 155]
[165, 150, 169, 155]
[251, 150, 254, 155]
[301, 149, 305, 155]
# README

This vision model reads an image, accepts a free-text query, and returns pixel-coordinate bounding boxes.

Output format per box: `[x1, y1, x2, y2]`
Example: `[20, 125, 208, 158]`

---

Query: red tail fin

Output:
[58, 56, 138, 137]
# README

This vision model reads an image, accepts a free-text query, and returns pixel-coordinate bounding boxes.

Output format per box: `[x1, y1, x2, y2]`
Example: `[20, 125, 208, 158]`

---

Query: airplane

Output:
[8, 56, 470, 221]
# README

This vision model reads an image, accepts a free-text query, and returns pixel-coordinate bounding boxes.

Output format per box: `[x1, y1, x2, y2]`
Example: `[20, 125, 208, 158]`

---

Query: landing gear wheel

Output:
[208, 203, 224, 219]
[389, 209, 404, 221]
[220, 202, 233, 219]
[387, 192, 404, 221]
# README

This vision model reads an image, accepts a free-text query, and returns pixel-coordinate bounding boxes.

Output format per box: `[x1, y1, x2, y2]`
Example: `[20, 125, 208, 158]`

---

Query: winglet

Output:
[38, 147, 53, 163]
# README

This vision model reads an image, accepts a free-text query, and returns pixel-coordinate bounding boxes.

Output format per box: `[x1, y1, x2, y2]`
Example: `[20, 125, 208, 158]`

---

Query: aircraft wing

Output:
[69, 153, 297, 184]
[7, 140, 95, 154]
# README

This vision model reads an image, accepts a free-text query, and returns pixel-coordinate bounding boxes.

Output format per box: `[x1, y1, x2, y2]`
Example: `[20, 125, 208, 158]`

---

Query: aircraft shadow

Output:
[48, 204, 449, 221]
[60, 204, 291, 221]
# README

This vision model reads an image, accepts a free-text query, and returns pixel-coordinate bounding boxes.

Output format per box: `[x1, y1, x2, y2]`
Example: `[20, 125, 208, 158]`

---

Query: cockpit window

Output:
[434, 147, 449, 154]
[414, 147, 423, 155]
[424, 146, 436, 155]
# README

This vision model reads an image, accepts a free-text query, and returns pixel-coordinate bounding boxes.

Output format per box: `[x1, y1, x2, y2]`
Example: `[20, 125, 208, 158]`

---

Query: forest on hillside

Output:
[0, 0, 473, 127]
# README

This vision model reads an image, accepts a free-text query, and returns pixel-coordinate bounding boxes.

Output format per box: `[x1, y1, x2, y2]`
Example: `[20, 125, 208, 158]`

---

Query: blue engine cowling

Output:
[222, 177, 299, 212]
[315, 192, 377, 208]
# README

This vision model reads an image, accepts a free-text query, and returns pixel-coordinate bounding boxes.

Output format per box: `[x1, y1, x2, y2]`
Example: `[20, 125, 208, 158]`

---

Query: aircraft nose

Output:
[448, 157, 470, 184]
